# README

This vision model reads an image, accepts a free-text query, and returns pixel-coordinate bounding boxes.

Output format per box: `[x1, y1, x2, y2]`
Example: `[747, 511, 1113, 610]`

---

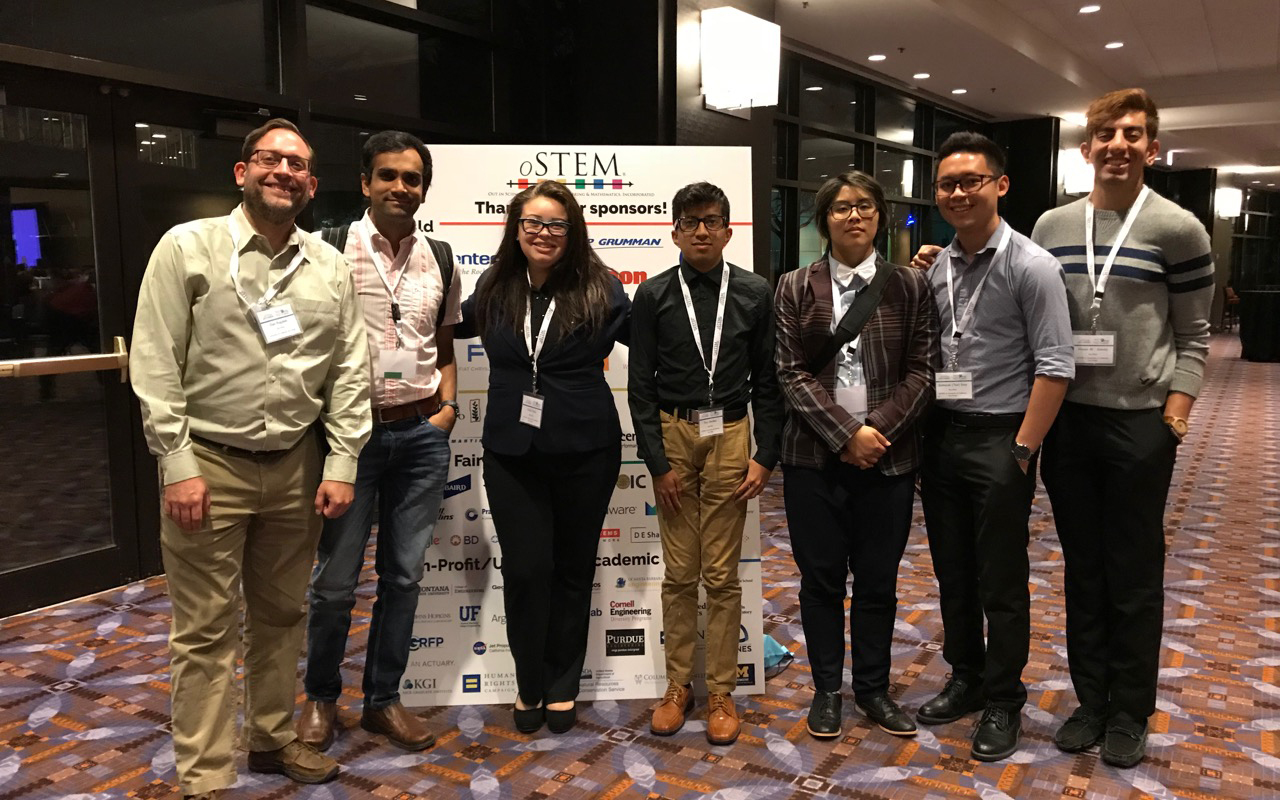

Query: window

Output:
[798, 64, 865, 133]
[307, 6, 421, 116]
[875, 147, 923, 199]
[800, 133, 859, 185]
[875, 92, 918, 147]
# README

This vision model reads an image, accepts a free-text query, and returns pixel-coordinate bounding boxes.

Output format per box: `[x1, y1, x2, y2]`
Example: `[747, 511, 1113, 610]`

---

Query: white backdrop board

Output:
[398, 145, 763, 706]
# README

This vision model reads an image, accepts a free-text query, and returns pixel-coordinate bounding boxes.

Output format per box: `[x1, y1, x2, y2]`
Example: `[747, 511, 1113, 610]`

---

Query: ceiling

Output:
[775, 0, 1280, 188]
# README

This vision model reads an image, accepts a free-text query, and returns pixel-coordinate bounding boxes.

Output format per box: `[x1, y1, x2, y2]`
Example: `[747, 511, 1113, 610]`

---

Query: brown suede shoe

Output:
[296, 700, 338, 751]
[706, 692, 741, 745]
[361, 701, 437, 751]
[246, 740, 339, 784]
[650, 680, 694, 735]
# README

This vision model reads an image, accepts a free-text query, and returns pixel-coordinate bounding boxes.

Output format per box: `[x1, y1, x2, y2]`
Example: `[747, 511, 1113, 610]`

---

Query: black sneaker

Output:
[917, 677, 985, 725]
[856, 693, 918, 737]
[1101, 714, 1147, 768]
[971, 706, 1021, 762]
[806, 690, 843, 739]
[1054, 706, 1106, 752]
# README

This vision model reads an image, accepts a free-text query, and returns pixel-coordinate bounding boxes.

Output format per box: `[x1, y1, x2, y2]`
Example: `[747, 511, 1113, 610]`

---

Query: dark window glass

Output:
[307, 6, 420, 116]
[798, 64, 863, 132]
[883, 202, 925, 265]
[420, 30, 492, 129]
[876, 146, 923, 199]
[388, 0, 491, 26]
[0, 1, 268, 90]
[934, 110, 980, 149]
[798, 190, 822, 268]
[876, 91, 918, 147]
[800, 133, 858, 185]
[308, 123, 377, 230]
[770, 187, 784, 279]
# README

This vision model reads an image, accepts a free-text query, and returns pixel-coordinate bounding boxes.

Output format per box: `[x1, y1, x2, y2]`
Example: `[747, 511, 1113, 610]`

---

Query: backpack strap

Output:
[319, 224, 351, 254]
[425, 236, 456, 327]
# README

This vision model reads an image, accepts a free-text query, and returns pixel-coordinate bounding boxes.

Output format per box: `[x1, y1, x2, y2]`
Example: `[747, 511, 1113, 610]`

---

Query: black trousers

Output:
[782, 460, 915, 697]
[483, 442, 621, 705]
[920, 414, 1035, 710]
[1041, 402, 1177, 721]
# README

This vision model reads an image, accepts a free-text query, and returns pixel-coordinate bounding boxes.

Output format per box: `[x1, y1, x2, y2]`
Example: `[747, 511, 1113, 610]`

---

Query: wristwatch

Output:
[1010, 441, 1036, 462]
[440, 400, 460, 417]
[1163, 415, 1188, 443]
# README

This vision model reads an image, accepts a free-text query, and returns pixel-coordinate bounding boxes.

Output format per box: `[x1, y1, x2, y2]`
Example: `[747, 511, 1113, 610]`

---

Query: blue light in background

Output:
[905, 214, 917, 228]
[12, 209, 41, 267]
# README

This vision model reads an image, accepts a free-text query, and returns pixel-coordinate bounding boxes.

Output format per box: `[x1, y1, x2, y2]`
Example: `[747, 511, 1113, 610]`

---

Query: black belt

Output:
[660, 404, 748, 424]
[932, 408, 1023, 429]
[191, 434, 295, 461]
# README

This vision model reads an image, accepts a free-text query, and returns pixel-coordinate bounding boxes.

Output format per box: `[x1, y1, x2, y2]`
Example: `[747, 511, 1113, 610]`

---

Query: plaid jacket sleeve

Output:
[865, 265, 941, 443]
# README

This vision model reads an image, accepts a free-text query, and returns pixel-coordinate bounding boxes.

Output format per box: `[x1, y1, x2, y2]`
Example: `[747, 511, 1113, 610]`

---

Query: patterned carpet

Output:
[1, 334, 1277, 799]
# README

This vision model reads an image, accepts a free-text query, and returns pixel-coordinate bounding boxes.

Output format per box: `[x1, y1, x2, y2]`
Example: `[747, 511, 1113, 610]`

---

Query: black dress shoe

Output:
[546, 703, 577, 734]
[513, 699, 545, 733]
[917, 677, 985, 725]
[971, 706, 1021, 762]
[1054, 706, 1106, 752]
[856, 693, 918, 737]
[806, 690, 842, 739]
[1100, 713, 1147, 768]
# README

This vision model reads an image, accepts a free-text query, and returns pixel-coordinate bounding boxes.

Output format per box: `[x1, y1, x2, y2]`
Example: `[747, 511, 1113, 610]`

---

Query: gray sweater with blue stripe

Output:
[1031, 190, 1214, 410]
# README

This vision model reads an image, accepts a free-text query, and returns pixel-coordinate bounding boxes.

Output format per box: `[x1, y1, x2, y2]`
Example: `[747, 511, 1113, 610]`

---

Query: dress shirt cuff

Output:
[322, 453, 360, 483]
[645, 454, 672, 477]
[750, 450, 778, 472]
[160, 448, 202, 486]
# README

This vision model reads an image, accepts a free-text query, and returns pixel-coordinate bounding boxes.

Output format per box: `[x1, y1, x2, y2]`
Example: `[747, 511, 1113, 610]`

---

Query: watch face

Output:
[1012, 443, 1033, 460]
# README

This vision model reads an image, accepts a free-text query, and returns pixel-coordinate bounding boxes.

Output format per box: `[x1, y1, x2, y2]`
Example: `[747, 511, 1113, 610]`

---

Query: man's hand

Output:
[164, 476, 211, 531]
[428, 404, 457, 433]
[733, 460, 772, 501]
[653, 469, 683, 514]
[315, 480, 355, 519]
[910, 244, 943, 270]
[840, 426, 891, 469]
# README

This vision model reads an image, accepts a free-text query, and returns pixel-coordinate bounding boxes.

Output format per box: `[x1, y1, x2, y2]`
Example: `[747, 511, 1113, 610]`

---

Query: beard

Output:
[243, 179, 309, 225]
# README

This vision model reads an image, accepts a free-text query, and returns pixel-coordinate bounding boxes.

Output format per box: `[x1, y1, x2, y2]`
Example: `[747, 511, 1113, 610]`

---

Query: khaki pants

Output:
[160, 436, 322, 796]
[657, 412, 749, 694]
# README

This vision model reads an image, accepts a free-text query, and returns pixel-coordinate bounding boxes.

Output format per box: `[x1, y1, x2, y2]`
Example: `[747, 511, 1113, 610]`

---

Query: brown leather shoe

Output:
[706, 692, 741, 745]
[296, 700, 338, 751]
[650, 680, 694, 735]
[246, 740, 339, 784]
[183, 793, 219, 800]
[361, 702, 437, 751]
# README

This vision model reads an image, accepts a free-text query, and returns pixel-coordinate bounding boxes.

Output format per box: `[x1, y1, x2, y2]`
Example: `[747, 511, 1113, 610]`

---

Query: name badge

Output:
[1073, 331, 1117, 366]
[694, 407, 724, 438]
[835, 385, 868, 419]
[253, 303, 301, 344]
[520, 392, 544, 428]
[379, 348, 417, 381]
[936, 371, 974, 400]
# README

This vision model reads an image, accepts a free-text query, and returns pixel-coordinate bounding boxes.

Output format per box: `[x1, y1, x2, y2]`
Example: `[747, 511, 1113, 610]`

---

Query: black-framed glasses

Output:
[675, 214, 728, 232]
[250, 149, 312, 174]
[829, 201, 878, 221]
[933, 174, 995, 195]
[519, 218, 571, 237]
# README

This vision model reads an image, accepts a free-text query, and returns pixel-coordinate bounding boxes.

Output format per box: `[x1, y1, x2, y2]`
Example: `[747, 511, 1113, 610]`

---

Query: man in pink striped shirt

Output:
[297, 131, 462, 753]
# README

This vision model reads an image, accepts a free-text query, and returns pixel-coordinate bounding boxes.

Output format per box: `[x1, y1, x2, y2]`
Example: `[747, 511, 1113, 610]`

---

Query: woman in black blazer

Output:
[458, 180, 629, 735]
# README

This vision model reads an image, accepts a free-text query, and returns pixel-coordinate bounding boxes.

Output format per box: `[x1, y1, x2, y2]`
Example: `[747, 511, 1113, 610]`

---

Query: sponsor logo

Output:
[490, 613, 507, 624]
[616, 577, 626, 589]
[468, 399, 482, 422]
[645, 502, 658, 516]
[437, 509, 454, 521]
[600, 528, 620, 540]
[409, 636, 444, 650]
[419, 584, 449, 596]
[491, 584, 504, 591]
[607, 505, 636, 515]
[453, 584, 485, 595]
[465, 508, 493, 522]
[473, 641, 487, 655]
[609, 269, 648, 285]
[443, 474, 472, 499]
[472, 640, 512, 655]
[414, 611, 452, 623]
[580, 668, 593, 680]
[516, 151, 622, 180]
[409, 658, 455, 668]
[615, 473, 649, 490]
[604, 629, 646, 657]
[590, 607, 602, 617]
[456, 253, 492, 267]
[459, 605, 481, 625]
[402, 678, 437, 690]
[609, 599, 652, 618]
[630, 527, 660, 543]
[454, 453, 481, 468]
[593, 238, 662, 249]
[632, 672, 665, 684]
[462, 674, 481, 693]
[621, 432, 638, 447]
[466, 344, 486, 362]
[423, 557, 501, 573]
[736, 663, 757, 686]
[596, 553, 659, 567]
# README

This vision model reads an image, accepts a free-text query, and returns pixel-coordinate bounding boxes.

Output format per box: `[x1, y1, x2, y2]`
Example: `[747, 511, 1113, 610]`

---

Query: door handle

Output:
[0, 336, 129, 382]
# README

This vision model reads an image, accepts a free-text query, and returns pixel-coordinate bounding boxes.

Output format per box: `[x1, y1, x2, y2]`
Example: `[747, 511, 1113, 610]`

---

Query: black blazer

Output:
[458, 270, 631, 456]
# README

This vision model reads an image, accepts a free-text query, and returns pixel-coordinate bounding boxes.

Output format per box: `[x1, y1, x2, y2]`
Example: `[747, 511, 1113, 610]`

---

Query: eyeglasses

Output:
[829, 201, 878, 220]
[675, 215, 728, 232]
[250, 149, 312, 174]
[519, 218, 571, 237]
[933, 174, 995, 196]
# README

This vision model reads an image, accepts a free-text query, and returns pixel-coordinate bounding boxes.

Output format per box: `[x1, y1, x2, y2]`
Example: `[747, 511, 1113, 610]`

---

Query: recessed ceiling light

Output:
[141, 140, 153, 145]
[1079, 4, 1101, 13]
[1105, 41, 1124, 49]
[135, 123, 149, 129]
[153, 133, 167, 139]
[1253, 180, 1262, 184]
[913, 73, 930, 80]
[820, 173, 829, 177]
[1269, 183, 1276, 187]
[951, 88, 968, 94]
[353, 94, 367, 101]
[868, 54, 886, 62]
[53, 172, 69, 178]
[805, 86, 823, 92]
[805, 157, 816, 161]
[849, 101, 857, 105]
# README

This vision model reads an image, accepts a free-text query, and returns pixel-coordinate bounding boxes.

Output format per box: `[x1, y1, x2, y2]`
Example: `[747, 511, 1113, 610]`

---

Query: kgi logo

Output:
[473, 641, 488, 655]
[459, 605, 481, 623]
[402, 678, 437, 690]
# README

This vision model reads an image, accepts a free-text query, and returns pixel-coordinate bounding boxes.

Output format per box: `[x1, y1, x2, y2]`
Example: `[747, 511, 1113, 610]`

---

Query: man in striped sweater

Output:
[1031, 88, 1214, 768]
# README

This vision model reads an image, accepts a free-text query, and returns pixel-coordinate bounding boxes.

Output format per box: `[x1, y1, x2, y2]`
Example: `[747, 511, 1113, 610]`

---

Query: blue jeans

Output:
[304, 416, 450, 709]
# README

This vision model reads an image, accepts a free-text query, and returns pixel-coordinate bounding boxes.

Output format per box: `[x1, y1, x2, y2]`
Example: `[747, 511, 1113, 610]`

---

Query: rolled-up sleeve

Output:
[320, 262, 372, 482]
[1021, 251, 1076, 380]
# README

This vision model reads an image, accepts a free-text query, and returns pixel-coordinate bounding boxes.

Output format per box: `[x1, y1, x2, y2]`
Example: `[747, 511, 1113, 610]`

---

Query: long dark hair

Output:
[474, 181, 613, 339]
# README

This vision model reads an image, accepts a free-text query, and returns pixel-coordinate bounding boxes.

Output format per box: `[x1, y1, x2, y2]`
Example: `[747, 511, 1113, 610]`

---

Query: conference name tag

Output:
[936, 371, 974, 400]
[1073, 332, 1117, 366]
[253, 303, 302, 343]
[520, 392, 544, 428]
[379, 348, 417, 381]
[694, 407, 724, 438]
[836, 385, 868, 419]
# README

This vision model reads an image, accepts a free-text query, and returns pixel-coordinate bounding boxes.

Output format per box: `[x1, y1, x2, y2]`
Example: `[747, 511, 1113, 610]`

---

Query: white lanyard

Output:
[944, 225, 1013, 368]
[523, 285, 557, 393]
[227, 216, 305, 310]
[1085, 184, 1149, 330]
[678, 263, 730, 405]
[357, 216, 413, 346]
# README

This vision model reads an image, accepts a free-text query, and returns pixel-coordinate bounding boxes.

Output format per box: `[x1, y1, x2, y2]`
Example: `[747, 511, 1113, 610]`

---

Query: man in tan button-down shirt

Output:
[130, 119, 370, 799]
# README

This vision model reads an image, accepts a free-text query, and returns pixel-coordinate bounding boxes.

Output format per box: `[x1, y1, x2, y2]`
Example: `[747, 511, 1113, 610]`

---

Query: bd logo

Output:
[459, 605, 481, 623]
[451, 534, 480, 546]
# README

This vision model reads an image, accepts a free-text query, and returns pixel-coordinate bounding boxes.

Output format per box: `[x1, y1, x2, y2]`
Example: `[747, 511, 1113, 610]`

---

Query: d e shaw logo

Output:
[604, 629, 646, 657]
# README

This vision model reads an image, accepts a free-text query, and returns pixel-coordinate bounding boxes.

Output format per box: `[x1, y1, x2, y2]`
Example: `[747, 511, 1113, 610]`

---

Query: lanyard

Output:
[227, 216, 305, 311]
[523, 285, 557, 393]
[678, 263, 730, 405]
[944, 225, 1013, 368]
[357, 216, 414, 346]
[1085, 184, 1149, 331]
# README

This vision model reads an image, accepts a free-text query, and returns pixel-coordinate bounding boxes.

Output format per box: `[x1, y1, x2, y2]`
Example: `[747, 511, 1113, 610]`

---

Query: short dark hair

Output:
[672, 181, 730, 223]
[814, 171, 888, 246]
[361, 130, 433, 192]
[241, 118, 314, 165]
[1086, 87, 1159, 141]
[936, 131, 1006, 177]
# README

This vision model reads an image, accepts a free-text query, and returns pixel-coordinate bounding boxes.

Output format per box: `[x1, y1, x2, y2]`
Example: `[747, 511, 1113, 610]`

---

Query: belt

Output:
[191, 434, 295, 461]
[373, 396, 439, 425]
[660, 404, 748, 424]
[932, 408, 1023, 429]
